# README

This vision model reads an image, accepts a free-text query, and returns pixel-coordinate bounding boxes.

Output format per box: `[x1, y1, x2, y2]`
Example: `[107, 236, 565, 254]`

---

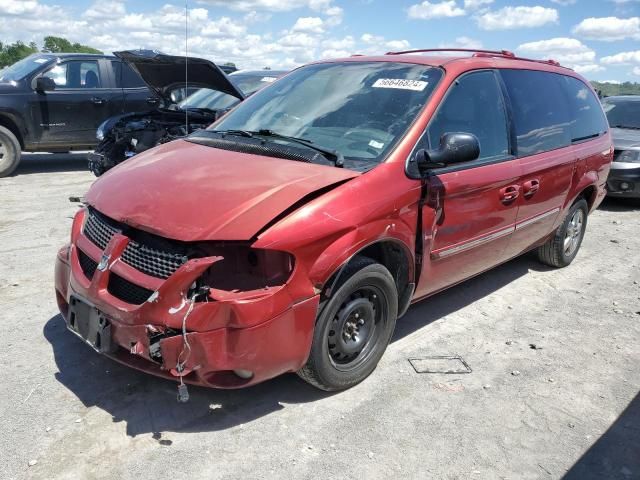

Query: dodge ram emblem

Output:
[97, 254, 110, 272]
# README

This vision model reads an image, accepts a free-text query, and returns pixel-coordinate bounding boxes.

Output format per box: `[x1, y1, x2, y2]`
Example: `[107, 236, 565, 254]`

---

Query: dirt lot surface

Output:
[1, 153, 639, 480]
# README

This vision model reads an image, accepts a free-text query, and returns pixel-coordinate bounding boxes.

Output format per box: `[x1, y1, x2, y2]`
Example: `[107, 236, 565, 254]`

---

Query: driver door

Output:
[414, 70, 522, 298]
[32, 59, 121, 147]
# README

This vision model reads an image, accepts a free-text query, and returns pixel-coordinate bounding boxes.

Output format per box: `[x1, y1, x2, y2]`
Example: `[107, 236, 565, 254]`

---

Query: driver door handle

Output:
[146, 97, 159, 105]
[523, 179, 540, 197]
[91, 97, 106, 105]
[500, 185, 520, 203]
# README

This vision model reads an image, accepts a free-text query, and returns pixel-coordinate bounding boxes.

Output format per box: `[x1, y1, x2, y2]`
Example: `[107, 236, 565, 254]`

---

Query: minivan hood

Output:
[611, 127, 640, 150]
[86, 140, 359, 241]
[115, 50, 244, 105]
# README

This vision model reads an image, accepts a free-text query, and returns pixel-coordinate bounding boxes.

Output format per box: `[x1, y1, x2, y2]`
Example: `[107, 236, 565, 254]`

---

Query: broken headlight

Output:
[195, 245, 295, 296]
[96, 119, 108, 141]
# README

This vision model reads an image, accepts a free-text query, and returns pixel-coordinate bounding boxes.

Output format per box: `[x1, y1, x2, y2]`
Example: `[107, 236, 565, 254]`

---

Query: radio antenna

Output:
[184, 0, 189, 132]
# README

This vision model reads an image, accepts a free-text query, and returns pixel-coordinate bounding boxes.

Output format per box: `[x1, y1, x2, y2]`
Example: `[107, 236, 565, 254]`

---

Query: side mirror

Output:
[416, 132, 480, 175]
[36, 77, 56, 92]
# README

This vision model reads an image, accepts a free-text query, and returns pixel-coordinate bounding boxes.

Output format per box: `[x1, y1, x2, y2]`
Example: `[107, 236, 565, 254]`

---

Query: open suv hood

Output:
[86, 140, 359, 241]
[115, 50, 244, 105]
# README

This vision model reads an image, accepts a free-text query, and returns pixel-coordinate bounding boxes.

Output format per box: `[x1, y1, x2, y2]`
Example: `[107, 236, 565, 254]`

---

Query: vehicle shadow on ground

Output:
[598, 197, 640, 212]
[13, 153, 89, 175]
[44, 253, 543, 437]
[563, 392, 640, 480]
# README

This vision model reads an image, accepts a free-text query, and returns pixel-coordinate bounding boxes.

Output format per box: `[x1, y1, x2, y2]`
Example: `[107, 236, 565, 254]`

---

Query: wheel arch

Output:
[0, 112, 25, 149]
[317, 237, 415, 319]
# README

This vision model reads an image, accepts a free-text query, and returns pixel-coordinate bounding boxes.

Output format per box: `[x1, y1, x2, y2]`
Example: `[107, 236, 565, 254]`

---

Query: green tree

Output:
[42, 36, 102, 54]
[0, 41, 38, 68]
[591, 81, 640, 97]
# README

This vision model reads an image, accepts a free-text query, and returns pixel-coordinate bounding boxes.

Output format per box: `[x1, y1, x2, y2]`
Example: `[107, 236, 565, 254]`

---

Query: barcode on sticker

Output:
[372, 79, 428, 91]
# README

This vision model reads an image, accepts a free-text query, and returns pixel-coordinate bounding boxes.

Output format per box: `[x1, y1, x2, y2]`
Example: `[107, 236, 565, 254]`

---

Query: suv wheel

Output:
[297, 256, 398, 391]
[0, 125, 21, 177]
[537, 199, 588, 268]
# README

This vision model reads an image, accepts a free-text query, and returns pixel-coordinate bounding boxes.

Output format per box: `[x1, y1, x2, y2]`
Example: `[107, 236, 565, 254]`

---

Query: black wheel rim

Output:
[327, 285, 387, 371]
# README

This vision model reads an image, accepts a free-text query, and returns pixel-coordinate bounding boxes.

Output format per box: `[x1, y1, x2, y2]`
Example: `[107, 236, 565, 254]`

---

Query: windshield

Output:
[202, 62, 442, 170]
[602, 98, 640, 129]
[178, 73, 280, 111]
[0, 54, 53, 83]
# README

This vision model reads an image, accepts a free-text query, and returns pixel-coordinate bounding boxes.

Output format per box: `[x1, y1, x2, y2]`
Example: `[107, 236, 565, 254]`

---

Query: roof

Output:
[313, 48, 581, 78]
[603, 95, 640, 102]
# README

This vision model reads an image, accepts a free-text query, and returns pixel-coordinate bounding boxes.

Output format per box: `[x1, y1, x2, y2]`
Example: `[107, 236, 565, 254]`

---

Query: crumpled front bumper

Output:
[53, 209, 319, 388]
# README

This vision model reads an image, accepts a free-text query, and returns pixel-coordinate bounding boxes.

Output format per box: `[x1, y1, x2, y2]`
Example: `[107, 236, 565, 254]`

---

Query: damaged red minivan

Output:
[55, 49, 612, 393]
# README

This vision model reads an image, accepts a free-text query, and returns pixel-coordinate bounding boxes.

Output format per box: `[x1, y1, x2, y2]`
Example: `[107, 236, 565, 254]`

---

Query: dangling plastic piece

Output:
[177, 381, 189, 403]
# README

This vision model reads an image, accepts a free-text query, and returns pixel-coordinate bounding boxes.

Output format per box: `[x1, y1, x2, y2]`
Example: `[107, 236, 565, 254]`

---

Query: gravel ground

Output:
[1, 153, 639, 480]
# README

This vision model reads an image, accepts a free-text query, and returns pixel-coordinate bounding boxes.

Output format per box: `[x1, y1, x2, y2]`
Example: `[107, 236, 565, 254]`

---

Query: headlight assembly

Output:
[615, 150, 640, 163]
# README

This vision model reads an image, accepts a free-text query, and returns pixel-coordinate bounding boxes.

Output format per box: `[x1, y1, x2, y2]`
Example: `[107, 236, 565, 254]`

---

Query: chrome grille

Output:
[121, 241, 187, 279]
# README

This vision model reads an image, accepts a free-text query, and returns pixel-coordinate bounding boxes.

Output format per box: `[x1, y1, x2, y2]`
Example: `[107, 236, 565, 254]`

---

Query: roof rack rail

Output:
[385, 48, 515, 57]
[384, 48, 565, 68]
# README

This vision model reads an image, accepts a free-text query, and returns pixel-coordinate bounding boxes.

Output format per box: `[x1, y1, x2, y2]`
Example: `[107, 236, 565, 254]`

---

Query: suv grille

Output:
[83, 208, 187, 279]
[108, 273, 155, 305]
[78, 249, 98, 280]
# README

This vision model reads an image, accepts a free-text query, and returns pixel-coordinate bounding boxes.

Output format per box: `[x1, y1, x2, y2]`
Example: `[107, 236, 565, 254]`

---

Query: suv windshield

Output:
[602, 98, 640, 129]
[178, 73, 281, 111]
[0, 54, 54, 83]
[199, 61, 442, 171]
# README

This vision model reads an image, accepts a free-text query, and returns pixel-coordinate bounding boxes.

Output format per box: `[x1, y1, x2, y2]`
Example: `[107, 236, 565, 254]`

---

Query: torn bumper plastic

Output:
[53, 211, 320, 388]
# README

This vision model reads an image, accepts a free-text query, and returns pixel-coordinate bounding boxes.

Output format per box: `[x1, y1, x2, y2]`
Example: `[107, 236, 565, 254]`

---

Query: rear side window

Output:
[426, 70, 509, 161]
[500, 69, 571, 157]
[110, 61, 146, 88]
[560, 76, 608, 142]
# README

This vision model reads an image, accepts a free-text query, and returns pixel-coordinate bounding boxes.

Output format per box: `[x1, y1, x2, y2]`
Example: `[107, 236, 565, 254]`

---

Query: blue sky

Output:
[2, 0, 640, 81]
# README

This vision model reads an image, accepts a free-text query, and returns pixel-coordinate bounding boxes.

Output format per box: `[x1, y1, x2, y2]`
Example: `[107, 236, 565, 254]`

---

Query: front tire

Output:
[297, 257, 398, 391]
[537, 199, 588, 268]
[0, 125, 21, 177]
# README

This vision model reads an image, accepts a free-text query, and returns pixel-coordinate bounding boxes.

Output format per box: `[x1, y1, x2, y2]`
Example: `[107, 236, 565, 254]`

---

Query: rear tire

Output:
[297, 257, 398, 391]
[537, 199, 588, 268]
[0, 125, 21, 177]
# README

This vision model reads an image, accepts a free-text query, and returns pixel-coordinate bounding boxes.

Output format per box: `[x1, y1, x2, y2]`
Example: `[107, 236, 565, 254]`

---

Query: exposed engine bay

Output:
[88, 109, 215, 176]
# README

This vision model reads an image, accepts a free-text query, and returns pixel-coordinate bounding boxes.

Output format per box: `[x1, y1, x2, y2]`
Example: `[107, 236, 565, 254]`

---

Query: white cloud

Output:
[551, 0, 576, 5]
[0, 0, 39, 15]
[573, 17, 640, 41]
[438, 36, 483, 49]
[601, 50, 640, 65]
[360, 33, 411, 54]
[196, 0, 325, 11]
[408, 1, 466, 20]
[633, 66, 640, 76]
[464, 0, 493, 8]
[517, 37, 603, 73]
[477, 6, 558, 30]
[599, 79, 622, 84]
[84, 1, 126, 20]
[292, 16, 324, 33]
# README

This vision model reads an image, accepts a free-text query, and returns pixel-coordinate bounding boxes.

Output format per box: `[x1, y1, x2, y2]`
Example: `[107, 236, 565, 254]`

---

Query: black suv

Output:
[0, 53, 179, 176]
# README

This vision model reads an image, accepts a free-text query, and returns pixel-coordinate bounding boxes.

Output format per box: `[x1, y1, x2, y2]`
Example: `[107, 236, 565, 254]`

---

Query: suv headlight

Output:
[96, 120, 108, 141]
[615, 150, 640, 163]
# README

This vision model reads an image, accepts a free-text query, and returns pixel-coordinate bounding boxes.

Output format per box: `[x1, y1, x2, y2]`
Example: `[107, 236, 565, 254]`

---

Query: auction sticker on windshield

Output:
[372, 79, 428, 91]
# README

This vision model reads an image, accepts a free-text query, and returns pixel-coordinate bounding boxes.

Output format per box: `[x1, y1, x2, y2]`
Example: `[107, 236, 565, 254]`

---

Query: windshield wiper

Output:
[214, 129, 255, 138]
[210, 128, 344, 166]
[611, 124, 640, 130]
[253, 129, 344, 167]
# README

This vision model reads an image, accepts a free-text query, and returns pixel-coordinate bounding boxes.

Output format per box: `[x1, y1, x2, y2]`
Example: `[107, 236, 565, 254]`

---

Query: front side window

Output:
[203, 62, 442, 171]
[42, 60, 102, 89]
[0, 55, 54, 82]
[500, 69, 571, 157]
[561, 76, 608, 141]
[425, 70, 509, 161]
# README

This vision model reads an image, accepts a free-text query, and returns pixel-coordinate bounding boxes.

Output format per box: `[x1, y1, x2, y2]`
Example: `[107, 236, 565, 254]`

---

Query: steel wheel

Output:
[327, 286, 387, 371]
[563, 209, 584, 256]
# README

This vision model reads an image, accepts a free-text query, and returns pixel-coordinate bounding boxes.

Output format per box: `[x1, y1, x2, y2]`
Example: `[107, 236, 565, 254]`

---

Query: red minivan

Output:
[54, 49, 612, 393]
